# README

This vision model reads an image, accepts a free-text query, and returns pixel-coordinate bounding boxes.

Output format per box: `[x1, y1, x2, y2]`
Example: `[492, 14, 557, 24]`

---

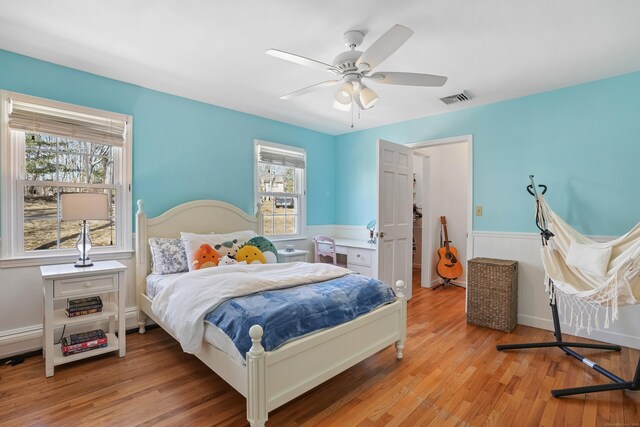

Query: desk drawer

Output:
[347, 248, 372, 267]
[317, 242, 347, 255]
[348, 264, 372, 276]
[54, 275, 116, 298]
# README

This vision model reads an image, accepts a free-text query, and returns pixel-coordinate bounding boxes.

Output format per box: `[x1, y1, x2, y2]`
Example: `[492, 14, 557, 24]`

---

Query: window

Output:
[255, 140, 305, 239]
[1, 91, 132, 263]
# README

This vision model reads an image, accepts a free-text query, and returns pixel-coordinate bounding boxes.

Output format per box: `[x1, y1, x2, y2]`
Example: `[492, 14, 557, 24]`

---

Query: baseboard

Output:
[0, 307, 141, 359]
[0, 327, 42, 360]
[518, 314, 640, 350]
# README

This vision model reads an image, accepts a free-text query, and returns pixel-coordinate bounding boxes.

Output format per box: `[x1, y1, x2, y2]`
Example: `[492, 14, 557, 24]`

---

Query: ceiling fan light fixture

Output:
[359, 85, 379, 109]
[333, 99, 352, 112]
[334, 82, 353, 104]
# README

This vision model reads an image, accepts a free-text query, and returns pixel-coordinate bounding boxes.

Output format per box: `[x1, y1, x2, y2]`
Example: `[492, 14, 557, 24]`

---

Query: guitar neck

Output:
[442, 221, 450, 250]
[443, 224, 449, 250]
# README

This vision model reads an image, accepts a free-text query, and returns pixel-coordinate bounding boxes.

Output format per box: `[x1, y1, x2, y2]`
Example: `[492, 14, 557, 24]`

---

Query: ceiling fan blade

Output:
[280, 80, 340, 100]
[355, 24, 413, 71]
[368, 72, 448, 87]
[266, 49, 340, 74]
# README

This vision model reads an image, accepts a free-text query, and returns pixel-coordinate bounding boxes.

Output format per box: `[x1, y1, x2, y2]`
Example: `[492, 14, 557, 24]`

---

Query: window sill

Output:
[269, 236, 309, 243]
[0, 250, 134, 269]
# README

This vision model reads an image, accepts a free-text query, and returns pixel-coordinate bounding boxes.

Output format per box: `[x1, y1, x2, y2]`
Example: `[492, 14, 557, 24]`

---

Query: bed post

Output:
[247, 325, 268, 427]
[395, 280, 407, 360]
[135, 200, 149, 334]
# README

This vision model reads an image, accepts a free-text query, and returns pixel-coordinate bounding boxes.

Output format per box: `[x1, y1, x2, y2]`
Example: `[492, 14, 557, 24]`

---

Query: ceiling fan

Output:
[266, 24, 447, 112]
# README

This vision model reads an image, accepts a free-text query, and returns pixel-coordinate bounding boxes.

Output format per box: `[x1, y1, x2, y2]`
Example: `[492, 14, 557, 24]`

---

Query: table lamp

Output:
[61, 193, 109, 267]
[367, 220, 377, 243]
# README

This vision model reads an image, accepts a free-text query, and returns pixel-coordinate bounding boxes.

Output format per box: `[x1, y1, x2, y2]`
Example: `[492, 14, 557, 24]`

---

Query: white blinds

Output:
[258, 144, 305, 169]
[8, 98, 127, 147]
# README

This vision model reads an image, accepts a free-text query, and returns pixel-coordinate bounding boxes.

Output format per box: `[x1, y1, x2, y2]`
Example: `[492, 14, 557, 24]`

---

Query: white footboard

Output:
[247, 280, 407, 426]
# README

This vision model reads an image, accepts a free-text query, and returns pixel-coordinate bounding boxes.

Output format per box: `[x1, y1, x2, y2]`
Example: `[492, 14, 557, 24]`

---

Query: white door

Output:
[377, 139, 413, 299]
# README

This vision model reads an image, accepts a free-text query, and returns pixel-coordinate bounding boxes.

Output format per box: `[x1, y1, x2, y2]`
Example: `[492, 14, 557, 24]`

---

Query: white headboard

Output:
[135, 199, 262, 300]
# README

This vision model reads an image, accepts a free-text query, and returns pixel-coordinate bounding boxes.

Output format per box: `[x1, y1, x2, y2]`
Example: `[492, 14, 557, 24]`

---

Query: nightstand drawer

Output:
[281, 254, 307, 263]
[53, 275, 116, 298]
[347, 248, 372, 267]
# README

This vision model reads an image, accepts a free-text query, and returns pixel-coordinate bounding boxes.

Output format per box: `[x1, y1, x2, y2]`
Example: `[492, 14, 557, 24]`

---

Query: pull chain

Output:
[350, 101, 354, 128]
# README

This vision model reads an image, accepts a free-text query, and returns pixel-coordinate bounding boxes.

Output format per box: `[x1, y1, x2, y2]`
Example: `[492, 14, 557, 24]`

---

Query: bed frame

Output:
[135, 199, 407, 426]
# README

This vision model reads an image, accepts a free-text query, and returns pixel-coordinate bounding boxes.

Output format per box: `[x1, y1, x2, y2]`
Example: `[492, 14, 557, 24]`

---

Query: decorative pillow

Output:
[181, 230, 257, 271]
[244, 236, 278, 264]
[149, 238, 189, 275]
[566, 241, 612, 277]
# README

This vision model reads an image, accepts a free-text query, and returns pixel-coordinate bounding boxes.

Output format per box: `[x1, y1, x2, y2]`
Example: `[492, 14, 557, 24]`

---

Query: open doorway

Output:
[409, 135, 473, 291]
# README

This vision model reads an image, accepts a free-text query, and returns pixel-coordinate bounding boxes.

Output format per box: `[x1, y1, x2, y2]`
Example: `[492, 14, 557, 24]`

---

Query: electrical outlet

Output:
[475, 206, 483, 216]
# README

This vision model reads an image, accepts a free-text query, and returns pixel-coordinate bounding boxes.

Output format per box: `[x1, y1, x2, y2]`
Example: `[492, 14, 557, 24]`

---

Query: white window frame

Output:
[254, 139, 306, 241]
[0, 91, 133, 267]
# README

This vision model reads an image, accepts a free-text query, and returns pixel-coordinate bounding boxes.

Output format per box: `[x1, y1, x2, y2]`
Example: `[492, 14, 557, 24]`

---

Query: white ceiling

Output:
[1, 0, 640, 135]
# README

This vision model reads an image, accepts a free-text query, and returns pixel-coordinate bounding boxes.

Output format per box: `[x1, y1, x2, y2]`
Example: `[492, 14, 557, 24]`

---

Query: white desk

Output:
[317, 239, 377, 278]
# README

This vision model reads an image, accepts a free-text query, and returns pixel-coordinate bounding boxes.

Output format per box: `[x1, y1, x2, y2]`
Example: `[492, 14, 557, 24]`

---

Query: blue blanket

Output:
[204, 274, 396, 358]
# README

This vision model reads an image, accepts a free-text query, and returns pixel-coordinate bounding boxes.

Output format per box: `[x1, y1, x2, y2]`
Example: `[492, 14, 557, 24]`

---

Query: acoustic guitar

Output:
[436, 216, 463, 280]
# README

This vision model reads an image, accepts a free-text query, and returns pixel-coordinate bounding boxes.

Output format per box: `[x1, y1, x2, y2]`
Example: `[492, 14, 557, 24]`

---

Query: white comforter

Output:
[151, 262, 352, 353]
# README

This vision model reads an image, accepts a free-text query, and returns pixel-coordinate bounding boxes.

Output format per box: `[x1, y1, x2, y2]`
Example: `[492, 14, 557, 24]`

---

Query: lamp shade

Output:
[334, 82, 353, 104]
[333, 99, 352, 111]
[61, 193, 109, 221]
[359, 85, 379, 109]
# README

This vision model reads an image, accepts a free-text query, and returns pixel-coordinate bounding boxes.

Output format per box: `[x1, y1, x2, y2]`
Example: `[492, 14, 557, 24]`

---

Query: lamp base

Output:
[74, 258, 94, 268]
[74, 220, 94, 268]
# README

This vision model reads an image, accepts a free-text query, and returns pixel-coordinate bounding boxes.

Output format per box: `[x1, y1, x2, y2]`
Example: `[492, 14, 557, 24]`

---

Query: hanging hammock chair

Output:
[538, 194, 640, 333]
[497, 176, 640, 398]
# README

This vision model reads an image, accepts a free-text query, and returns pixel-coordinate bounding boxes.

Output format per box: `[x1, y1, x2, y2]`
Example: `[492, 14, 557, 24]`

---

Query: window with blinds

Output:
[255, 140, 306, 238]
[0, 91, 132, 260]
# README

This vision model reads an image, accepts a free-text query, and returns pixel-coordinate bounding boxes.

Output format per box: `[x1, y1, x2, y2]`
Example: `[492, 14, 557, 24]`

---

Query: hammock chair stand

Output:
[496, 176, 640, 398]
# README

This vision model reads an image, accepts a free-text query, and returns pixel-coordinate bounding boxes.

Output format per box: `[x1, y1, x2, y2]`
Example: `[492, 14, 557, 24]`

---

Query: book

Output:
[66, 303, 103, 313]
[62, 343, 108, 357]
[68, 296, 102, 308]
[61, 336, 108, 352]
[65, 307, 103, 317]
[66, 329, 107, 345]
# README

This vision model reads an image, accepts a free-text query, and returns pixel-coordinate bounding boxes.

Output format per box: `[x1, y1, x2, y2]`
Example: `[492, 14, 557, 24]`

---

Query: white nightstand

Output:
[277, 249, 309, 263]
[40, 260, 127, 377]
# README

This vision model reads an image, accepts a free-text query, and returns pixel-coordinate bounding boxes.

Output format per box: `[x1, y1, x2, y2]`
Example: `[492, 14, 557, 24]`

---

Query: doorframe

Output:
[408, 134, 474, 289]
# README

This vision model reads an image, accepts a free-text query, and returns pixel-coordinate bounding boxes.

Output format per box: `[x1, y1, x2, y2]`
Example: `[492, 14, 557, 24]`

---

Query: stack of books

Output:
[65, 296, 103, 317]
[60, 329, 108, 356]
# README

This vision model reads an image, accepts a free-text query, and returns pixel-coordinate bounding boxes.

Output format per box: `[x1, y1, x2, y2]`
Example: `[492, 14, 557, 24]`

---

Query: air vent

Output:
[440, 90, 474, 105]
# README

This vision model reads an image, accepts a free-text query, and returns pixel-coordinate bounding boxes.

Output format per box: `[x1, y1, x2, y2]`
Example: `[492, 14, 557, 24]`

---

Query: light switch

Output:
[475, 206, 483, 216]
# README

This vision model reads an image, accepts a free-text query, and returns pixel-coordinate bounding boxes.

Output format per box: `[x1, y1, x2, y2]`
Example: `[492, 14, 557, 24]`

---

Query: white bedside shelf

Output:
[41, 260, 127, 377]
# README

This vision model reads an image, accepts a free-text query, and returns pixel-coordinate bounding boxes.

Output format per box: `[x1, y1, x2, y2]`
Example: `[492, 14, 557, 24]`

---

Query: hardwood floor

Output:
[1, 276, 638, 426]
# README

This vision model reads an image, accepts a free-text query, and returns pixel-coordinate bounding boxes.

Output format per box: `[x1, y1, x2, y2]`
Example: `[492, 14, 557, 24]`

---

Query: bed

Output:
[135, 199, 407, 426]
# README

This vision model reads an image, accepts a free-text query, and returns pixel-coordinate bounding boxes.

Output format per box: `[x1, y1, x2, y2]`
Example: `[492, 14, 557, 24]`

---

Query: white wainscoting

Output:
[3, 230, 637, 359]
[473, 231, 640, 350]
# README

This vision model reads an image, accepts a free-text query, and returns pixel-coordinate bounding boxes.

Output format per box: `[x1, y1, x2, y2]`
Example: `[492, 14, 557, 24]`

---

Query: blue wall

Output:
[336, 72, 640, 236]
[0, 49, 336, 224]
[2, 49, 639, 237]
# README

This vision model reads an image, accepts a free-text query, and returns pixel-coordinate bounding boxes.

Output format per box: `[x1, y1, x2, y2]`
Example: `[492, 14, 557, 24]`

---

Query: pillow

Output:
[181, 230, 257, 271]
[566, 241, 612, 277]
[241, 236, 278, 264]
[149, 238, 189, 275]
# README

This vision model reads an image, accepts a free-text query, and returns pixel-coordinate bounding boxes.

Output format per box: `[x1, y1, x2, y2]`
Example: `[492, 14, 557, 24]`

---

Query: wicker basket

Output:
[467, 258, 518, 332]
